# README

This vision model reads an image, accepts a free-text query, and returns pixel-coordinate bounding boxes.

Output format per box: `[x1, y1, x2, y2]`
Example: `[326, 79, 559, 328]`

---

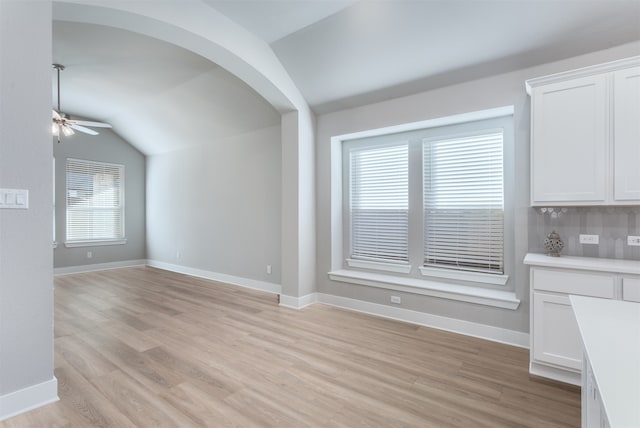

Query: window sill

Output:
[327, 269, 520, 310]
[65, 239, 127, 248]
[346, 258, 412, 274]
[419, 266, 509, 286]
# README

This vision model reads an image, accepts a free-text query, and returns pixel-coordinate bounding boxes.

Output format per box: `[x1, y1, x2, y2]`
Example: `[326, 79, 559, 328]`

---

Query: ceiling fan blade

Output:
[67, 119, 112, 128]
[68, 124, 99, 136]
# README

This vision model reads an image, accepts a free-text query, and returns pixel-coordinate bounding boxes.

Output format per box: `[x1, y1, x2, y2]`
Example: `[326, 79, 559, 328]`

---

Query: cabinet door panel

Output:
[532, 292, 582, 370]
[614, 66, 640, 202]
[531, 75, 607, 204]
[532, 268, 615, 298]
[622, 277, 640, 302]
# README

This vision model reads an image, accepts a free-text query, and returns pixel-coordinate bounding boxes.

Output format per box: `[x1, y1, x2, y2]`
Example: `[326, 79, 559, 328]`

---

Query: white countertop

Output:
[570, 296, 640, 428]
[524, 253, 640, 275]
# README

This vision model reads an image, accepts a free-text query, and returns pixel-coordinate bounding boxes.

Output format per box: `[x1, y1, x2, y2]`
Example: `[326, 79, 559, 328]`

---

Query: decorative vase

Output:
[544, 230, 564, 257]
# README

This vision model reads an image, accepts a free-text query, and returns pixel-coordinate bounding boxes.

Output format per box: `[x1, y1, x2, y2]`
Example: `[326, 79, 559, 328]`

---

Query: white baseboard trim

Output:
[54, 259, 147, 276]
[279, 293, 318, 309]
[314, 293, 529, 349]
[146, 260, 281, 295]
[0, 377, 58, 422]
[530, 362, 580, 386]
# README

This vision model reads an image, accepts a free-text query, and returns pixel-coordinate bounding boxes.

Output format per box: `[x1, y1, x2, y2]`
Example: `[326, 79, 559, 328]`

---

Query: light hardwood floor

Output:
[1, 267, 580, 427]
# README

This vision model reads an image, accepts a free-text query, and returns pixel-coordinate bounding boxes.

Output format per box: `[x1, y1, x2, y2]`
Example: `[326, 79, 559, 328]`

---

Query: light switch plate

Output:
[0, 189, 29, 209]
[579, 234, 599, 245]
[628, 236, 640, 247]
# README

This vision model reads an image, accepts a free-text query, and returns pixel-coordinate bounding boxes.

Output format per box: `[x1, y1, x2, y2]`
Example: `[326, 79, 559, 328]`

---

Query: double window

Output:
[65, 158, 125, 246]
[344, 115, 510, 282]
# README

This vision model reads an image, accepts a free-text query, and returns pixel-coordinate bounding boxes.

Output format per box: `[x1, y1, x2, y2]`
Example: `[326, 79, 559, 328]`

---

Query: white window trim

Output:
[346, 258, 412, 274]
[419, 266, 508, 286]
[329, 106, 516, 308]
[328, 269, 519, 310]
[66, 158, 126, 243]
[64, 239, 127, 248]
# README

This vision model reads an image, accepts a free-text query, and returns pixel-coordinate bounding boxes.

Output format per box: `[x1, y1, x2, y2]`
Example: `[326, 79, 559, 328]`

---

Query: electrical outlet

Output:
[266, 265, 272, 274]
[390, 296, 401, 304]
[176, 251, 181, 260]
[628, 236, 640, 246]
[87, 251, 92, 259]
[579, 234, 599, 245]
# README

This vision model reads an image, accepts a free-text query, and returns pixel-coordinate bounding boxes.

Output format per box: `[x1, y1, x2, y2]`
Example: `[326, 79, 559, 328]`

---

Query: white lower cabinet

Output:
[583, 355, 611, 428]
[524, 253, 640, 385]
[571, 296, 639, 428]
[622, 277, 640, 303]
[532, 292, 582, 371]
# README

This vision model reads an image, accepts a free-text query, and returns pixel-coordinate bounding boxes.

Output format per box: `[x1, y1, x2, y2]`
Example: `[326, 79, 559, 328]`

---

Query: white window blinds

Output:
[350, 143, 409, 263]
[423, 130, 504, 274]
[66, 158, 124, 242]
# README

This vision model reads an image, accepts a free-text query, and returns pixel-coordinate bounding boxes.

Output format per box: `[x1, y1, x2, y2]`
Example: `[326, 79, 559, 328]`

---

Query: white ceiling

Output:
[53, 21, 280, 155]
[52, 0, 640, 154]
[201, 0, 357, 43]
[268, 0, 640, 112]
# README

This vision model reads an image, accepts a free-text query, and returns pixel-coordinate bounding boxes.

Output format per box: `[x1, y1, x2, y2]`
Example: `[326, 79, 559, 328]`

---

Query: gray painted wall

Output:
[315, 41, 640, 334]
[53, 129, 146, 268]
[146, 125, 282, 284]
[0, 0, 54, 395]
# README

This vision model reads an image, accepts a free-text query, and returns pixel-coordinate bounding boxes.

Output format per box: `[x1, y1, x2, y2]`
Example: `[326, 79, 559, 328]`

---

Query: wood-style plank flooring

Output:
[1, 267, 580, 427]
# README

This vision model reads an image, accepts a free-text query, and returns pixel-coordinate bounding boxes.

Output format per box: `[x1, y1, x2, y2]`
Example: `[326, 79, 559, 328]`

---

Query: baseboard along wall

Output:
[0, 377, 58, 422]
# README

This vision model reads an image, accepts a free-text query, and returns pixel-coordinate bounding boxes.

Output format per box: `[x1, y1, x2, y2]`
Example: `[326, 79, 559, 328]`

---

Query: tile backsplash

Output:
[529, 207, 640, 260]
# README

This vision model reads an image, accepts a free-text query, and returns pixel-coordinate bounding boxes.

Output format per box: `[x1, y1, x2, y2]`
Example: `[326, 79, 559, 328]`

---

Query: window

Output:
[350, 143, 409, 264]
[341, 112, 511, 285]
[65, 158, 125, 246]
[423, 131, 504, 274]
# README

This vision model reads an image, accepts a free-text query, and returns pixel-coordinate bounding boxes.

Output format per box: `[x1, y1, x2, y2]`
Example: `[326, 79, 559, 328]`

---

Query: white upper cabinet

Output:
[613, 66, 640, 202]
[526, 57, 640, 206]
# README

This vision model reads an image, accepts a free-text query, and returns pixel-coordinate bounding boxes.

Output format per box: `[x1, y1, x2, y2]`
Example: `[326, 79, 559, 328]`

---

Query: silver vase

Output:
[544, 230, 564, 257]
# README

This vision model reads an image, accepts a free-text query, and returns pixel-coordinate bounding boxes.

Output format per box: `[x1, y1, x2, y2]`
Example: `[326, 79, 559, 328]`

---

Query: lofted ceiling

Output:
[52, 0, 640, 155]
[53, 21, 281, 155]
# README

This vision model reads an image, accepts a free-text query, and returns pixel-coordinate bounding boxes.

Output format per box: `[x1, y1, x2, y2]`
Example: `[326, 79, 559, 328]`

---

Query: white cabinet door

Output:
[613, 66, 640, 203]
[532, 292, 583, 370]
[622, 277, 640, 303]
[531, 74, 608, 205]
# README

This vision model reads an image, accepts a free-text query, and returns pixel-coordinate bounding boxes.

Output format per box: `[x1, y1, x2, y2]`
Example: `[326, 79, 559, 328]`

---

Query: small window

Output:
[65, 158, 125, 244]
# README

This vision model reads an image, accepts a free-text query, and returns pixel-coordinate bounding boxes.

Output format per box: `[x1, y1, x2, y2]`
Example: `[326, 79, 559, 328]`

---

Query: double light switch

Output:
[0, 189, 29, 209]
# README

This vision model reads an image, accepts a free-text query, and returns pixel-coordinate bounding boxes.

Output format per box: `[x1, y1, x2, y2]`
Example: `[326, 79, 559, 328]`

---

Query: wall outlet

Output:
[176, 251, 181, 260]
[87, 251, 92, 259]
[390, 296, 401, 304]
[628, 236, 640, 246]
[579, 234, 599, 245]
[266, 264, 272, 274]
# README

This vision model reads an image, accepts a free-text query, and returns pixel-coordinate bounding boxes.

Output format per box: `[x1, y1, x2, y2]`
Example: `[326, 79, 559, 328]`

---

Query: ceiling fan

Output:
[52, 64, 112, 143]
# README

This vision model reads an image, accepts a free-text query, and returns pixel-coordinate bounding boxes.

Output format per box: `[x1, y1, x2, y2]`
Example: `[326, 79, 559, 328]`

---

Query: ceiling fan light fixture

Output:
[62, 126, 75, 137]
[52, 63, 111, 141]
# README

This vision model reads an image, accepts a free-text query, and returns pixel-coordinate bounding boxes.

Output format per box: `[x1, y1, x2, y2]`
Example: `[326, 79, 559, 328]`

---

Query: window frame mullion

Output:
[408, 139, 424, 271]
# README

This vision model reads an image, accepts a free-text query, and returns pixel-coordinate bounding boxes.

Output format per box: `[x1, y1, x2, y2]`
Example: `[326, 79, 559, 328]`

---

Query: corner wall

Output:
[0, 0, 58, 420]
[146, 125, 282, 288]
